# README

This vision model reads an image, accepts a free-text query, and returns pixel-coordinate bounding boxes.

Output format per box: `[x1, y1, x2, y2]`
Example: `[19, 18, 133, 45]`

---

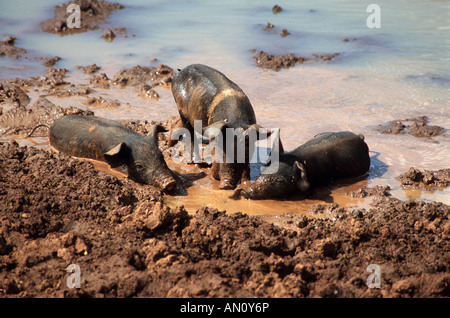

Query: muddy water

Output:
[1, 0, 449, 215]
[165, 156, 371, 215]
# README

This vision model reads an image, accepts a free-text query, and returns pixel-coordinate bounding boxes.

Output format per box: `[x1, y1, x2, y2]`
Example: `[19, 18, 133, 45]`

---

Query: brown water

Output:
[164, 155, 372, 215]
[1, 0, 449, 215]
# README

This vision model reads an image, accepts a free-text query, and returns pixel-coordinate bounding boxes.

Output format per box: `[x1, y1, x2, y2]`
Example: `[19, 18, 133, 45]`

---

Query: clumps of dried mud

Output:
[272, 5, 283, 15]
[262, 23, 291, 38]
[0, 82, 93, 136]
[0, 37, 27, 60]
[0, 60, 176, 136]
[40, 0, 124, 35]
[377, 116, 446, 138]
[6, 68, 73, 91]
[1, 35, 61, 67]
[101, 27, 135, 42]
[399, 168, 450, 190]
[111, 64, 174, 100]
[1, 140, 449, 298]
[252, 50, 340, 71]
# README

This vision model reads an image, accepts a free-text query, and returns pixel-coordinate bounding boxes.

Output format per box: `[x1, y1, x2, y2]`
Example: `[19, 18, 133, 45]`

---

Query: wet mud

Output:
[111, 64, 174, 100]
[112, 64, 174, 88]
[101, 27, 135, 42]
[252, 50, 340, 72]
[262, 23, 291, 38]
[0, 82, 93, 136]
[377, 116, 446, 138]
[40, 0, 124, 35]
[0, 140, 449, 298]
[272, 5, 283, 15]
[0, 37, 27, 60]
[398, 168, 450, 190]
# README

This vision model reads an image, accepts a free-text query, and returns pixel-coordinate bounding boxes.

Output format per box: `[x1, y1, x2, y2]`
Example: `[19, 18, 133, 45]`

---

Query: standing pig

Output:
[47, 115, 177, 192]
[170, 63, 265, 190]
[232, 131, 370, 200]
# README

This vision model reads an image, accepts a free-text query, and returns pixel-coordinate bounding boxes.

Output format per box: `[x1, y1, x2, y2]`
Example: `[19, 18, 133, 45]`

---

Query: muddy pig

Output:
[170, 63, 266, 190]
[35, 115, 177, 191]
[232, 131, 370, 200]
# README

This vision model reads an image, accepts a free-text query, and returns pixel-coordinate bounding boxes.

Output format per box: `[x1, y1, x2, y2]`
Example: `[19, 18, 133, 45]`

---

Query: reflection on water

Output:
[394, 186, 450, 206]
[1, 0, 449, 213]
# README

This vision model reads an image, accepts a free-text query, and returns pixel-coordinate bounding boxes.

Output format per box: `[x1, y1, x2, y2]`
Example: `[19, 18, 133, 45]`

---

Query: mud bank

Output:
[0, 83, 93, 136]
[0, 61, 175, 136]
[252, 50, 340, 71]
[0, 139, 449, 298]
[377, 116, 446, 138]
[399, 168, 450, 190]
[40, 0, 124, 35]
[0, 37, 27, 60]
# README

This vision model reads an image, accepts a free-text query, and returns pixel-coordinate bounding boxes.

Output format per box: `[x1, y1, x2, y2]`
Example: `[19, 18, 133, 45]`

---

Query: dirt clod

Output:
[377, 116, 446, 138]
[272, 5, 283, 14]
[112, 64, 174, 88]
[40, 0, 124, 35]
[252, 50, 340, 71]
[0, 36, 27, 60]
[399, 167, 450, 189]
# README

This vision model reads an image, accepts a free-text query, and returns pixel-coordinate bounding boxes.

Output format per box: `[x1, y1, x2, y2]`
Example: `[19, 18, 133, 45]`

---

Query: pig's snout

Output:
[229, 188, 251, 200]
[161, 177, 177, 192]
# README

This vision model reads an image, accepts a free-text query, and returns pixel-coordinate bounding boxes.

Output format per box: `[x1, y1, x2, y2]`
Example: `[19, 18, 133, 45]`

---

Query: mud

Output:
[0, 83, 30, 113]
[262, 23, 291, 37]
[0, 81, 93, 136]
[377, 116, 446, 138]
[252, 50, 340, 71]
[6, 68, 69, 89]
[41, 56, 62, 68]
[398, 168, 450, 190]
[75, 64, 101, 75]
[0, 52, 449, 298]
[101, 27, 135, 42]
[88, 72, 110, 89]
[0, 140, 449, 298]
[112, 64, 174, 88]
[84, 96, 121, 108]
[40, 0, 124, 35]
[111, 64, 174, 100]
[0, 61, 176, 137]
[0, 37, 27, 60]
[272, 5, 283, 15]
[0, 35, 61, 66]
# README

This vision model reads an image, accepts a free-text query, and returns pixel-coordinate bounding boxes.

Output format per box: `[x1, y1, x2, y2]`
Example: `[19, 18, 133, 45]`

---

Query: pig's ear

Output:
[104, 142, 130, 167]
[203, 121, 228, 142]
[146, 124, 168, 144]
[293, 161, 310, 191]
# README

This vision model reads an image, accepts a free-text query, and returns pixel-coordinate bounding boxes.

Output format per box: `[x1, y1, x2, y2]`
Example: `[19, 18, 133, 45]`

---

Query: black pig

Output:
[47, 115, 177, 191]
[233, 131, 370, 200]
[170, 64, 267, 189]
